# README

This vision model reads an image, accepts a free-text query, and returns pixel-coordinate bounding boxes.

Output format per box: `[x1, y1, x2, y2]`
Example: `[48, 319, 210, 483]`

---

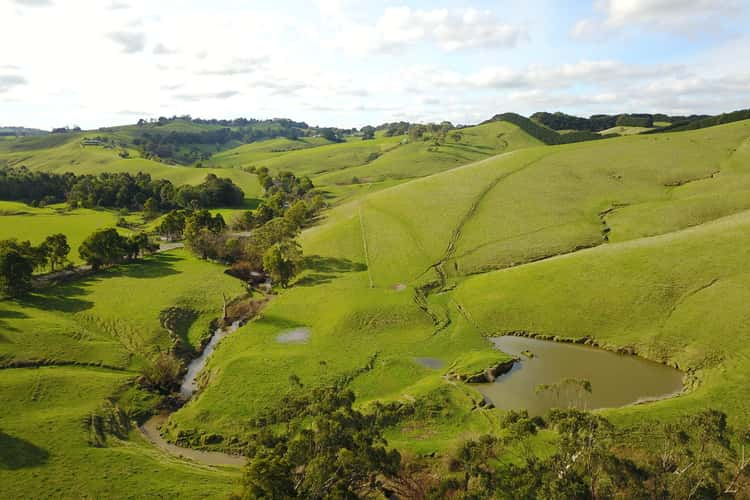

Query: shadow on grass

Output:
[13, 254, 181, 314]
[17, 285, 93, 314]
[0, 307, 29, 334]
[242, 198, 262, 210]
[102, 253, 181, 280]
[0, 432, 49, 470]
[257, 314, 305, 331]
[296, 255, 367, 287]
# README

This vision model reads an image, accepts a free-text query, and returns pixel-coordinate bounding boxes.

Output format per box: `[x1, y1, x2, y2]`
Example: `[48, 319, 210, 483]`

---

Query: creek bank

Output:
[446, 351, 517, 383]
[139, 297, 267, 467]
[180, 320, 241, 398]
[141, 414, 245, 467]
[501, 330, 687, 370]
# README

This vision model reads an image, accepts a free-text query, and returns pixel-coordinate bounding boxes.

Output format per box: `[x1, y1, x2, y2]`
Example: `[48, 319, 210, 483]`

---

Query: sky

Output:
[1, 0, 749, 130]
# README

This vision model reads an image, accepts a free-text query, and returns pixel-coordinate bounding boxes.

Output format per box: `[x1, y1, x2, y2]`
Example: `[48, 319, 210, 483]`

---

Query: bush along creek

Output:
[138, 294, 268, 466]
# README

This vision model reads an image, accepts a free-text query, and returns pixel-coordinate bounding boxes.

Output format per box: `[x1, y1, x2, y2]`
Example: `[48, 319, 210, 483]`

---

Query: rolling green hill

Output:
[210, 119, 542, 188]
[0, 132, 263, 201]
[2, 114, 750, 497]
[167, 118, 750, 457]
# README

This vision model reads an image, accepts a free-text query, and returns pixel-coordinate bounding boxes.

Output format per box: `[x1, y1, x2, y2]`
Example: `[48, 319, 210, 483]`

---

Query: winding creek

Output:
[140, 321, 246, 467]
[479, 336, 685, 416]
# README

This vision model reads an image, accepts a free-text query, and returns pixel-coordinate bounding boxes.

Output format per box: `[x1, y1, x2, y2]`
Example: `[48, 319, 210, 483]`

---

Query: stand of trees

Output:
[238, 386, 401, 499]
[0, 167, 75, 206]
[0, 229, 159, 298]
[0, 234, 76, 297]
[647, 107, 750, 133]
[530, 111, 720, 133]
[378, 121, 411, 137]
[433, 408, 749, 498]
[79, 229, 157, 270]
[232, 383, 748, 499]
[0, 167, 244, 212]
[163, 170, 322, 288]
[127, 116, 355, 164]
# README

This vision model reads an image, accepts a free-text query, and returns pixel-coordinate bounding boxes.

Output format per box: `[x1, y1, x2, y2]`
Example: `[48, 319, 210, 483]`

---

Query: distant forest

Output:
[0, 166, 244, 211]
[0, 126, 48, 137]
[121, 116, 356, 164]
[529, 111, 711, 132]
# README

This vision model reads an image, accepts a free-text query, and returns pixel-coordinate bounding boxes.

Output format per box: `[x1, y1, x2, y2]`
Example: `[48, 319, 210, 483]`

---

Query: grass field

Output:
[0, 250, 244, 497]
[0, 201, 131, 265]
[2, 117, 750, 496]
[598, 125, 654, 135]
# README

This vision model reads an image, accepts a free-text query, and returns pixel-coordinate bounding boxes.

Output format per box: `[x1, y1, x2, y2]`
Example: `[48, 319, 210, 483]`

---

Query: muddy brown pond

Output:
[478, 336, 684, 416]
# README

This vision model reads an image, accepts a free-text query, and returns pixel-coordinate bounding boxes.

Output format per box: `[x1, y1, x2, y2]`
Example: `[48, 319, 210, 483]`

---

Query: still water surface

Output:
[479, 336, 684, 416]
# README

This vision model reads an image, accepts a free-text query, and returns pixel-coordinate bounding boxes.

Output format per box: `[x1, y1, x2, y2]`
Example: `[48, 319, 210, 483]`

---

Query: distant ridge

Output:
[0, 126, 48, 137]
[645, 108, 750, 133]
[484, 112, 615, 145]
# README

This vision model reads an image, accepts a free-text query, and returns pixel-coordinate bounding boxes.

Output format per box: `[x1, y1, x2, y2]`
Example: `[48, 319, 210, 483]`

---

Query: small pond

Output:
[276, 327, 311, 344]
[415, 357, 445, 369]
[478, 336, 684, 416]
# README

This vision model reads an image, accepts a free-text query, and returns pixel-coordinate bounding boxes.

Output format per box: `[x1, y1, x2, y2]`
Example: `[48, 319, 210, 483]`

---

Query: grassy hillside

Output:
[0, 250, 244, 498]
[210, 120, 542, 188]
[169, 119, 750, 457]
[0, 133, 263, 202]
[3, 115, 750, 495]
[453, 209, 750, 427]
[208, 136, 334, 166]
[598, 125, 653, 135]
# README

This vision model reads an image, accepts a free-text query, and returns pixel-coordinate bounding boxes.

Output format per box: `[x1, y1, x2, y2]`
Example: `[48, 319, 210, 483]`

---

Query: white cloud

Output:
[107, 30, 146, 53]
[153, 43, 177, 55]
[327, 6, 528, 53]
[575, 0, 745, 38]
[1, 0, 748, 129]
[108, 1, 129, 10]
[602, 0, 742, 28]
[173, 90, 240, 101]
[0, 74, 27, 93]
[13, 0, 53, 7]
[197, 57, 268, 76]
[395, 60, 685, 93]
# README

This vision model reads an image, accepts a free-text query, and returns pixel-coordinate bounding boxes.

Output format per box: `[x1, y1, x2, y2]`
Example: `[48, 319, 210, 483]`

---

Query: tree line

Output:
[0, 167, 244, 212]
[0, 230, 157, 298]
[647, 107, 750, 134]
[530, 111, 719, 132]
[229, 383, 748, 499]
[126, 117, 355, 163]
[158, 169, 323, 288]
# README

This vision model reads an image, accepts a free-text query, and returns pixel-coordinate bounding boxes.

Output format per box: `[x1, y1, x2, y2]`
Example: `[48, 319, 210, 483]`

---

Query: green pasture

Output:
[0, 250, 245, 497]
[0, 202, 129, 265]
[2, 117, 750, 496]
